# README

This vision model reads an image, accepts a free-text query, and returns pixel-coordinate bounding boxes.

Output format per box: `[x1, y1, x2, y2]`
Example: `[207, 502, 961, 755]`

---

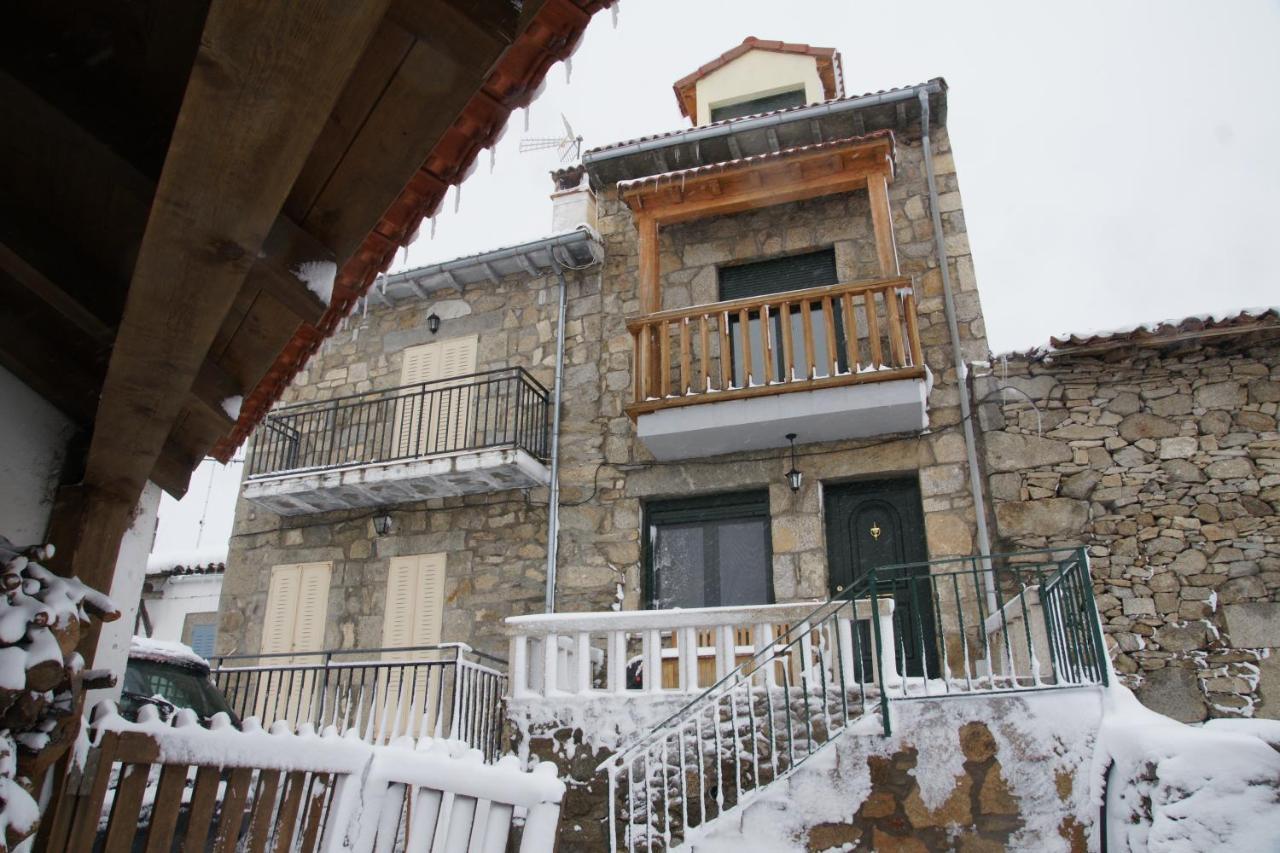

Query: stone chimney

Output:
[550, 165, 596, 232]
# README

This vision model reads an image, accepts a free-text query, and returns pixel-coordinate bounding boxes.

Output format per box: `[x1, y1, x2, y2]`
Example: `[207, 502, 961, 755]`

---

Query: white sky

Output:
[151, 1, 1280, 558]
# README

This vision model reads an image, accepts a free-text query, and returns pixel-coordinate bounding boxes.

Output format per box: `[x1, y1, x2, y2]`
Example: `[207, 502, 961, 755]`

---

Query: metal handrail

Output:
[246, 366, 551, 478]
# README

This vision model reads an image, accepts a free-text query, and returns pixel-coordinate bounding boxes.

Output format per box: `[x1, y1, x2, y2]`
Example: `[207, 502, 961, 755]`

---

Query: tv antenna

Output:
[519, 114, 582, 162]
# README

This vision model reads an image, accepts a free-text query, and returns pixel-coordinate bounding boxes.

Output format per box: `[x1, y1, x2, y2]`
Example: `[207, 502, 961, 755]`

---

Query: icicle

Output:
[524, 105, 531, 132]
[564, 55, 573, 85]
[453, 183, 462, 214]
[430, 214, 438, 239]
[611, 2, 619, 28]
[489, 145, 496, 173]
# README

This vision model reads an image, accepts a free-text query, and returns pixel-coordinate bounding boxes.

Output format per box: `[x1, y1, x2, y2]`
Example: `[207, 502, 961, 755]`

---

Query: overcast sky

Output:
[153, 1, 1279, 557]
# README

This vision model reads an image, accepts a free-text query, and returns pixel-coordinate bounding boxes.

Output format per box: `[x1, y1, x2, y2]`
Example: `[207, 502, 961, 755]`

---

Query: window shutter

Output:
[410, 553, 446, 647]
[262, 562, 331, 659]
[382, 554, 446, 655]
[262, 565, 301, 656]
[718, 248, 838, 302]
[709, 88, 807, 123]
[395, 337, 479, 457]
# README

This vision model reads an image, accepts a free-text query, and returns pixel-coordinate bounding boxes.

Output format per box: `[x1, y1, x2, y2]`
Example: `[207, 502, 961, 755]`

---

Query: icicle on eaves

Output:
[524, 105, 531, 133]
[611, 2, 619, 28]
[489, 145, 496, 173]
[564, 55, 572, 85]
[430, 214, 438, 239]
[453, 183, 462, 214]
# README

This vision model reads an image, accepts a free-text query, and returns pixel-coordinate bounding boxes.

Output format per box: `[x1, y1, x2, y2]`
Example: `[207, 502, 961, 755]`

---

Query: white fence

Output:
[505, 599, 898, 699]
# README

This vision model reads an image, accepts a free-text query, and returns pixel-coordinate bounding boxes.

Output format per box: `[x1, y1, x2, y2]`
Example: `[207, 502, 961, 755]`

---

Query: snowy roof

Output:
[1008, 307, 1280, 360]
[146, 546, 229, 576]
[373, 227, 603, 307]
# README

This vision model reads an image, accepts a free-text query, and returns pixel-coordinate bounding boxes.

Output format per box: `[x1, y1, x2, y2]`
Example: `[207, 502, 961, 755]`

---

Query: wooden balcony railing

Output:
[626, 276, 924, 416]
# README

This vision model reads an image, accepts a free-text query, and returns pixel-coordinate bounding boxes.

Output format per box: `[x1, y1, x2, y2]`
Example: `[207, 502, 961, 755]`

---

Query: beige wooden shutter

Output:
[381, 554, 446, 655]
[261, 565, 301, 656]
[394, 337, 478, 457]
[292, 562, 331, 655]
[410, 553, 447, 647]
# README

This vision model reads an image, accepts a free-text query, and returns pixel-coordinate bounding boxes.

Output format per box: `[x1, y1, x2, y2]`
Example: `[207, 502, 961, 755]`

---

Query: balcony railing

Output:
[626, 276, 924, 416]
[246, 367, 550, 479]
[209, 643, 508, 761]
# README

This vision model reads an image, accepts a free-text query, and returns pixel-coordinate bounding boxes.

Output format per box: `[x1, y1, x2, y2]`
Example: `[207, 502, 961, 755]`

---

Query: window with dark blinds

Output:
[646, 491, 773, 609]
[710, 88, 807, 123]
[718, 248, 838, 302]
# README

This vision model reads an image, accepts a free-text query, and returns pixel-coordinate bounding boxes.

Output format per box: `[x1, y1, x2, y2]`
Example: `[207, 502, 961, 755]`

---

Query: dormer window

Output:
[709, 86, 807, 123]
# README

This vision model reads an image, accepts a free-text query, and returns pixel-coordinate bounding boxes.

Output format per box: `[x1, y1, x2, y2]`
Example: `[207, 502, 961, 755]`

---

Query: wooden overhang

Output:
[0, 0, 610, 606]
[618, 131, 899, 315]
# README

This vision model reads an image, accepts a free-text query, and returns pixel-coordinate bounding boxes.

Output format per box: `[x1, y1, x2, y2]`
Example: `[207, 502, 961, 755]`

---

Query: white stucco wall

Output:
[0, 365, 75, 545]
[91, 481, 162, 703]
[146, 574, 223, 643]
[694, 50, 825, 125]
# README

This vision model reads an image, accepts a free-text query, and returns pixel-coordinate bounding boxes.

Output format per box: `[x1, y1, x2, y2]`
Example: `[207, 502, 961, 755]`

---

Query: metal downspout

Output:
[544, 258, 569, 612]
[917, 90, 997, 612]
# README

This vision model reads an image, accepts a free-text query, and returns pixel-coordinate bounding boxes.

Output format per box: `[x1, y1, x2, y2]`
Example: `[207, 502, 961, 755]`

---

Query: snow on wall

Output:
[0, 366, 75, 545]
[675, 690, 1105, 853]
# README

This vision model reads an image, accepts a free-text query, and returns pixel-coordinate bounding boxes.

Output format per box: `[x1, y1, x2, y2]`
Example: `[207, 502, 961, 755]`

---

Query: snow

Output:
[220, 395, 242, 420]
[1006, 305, 1280, 359]
[1097, 685, 1280, 852]
[292, 260, 337, 305]
[145, 545, 228, 573]
[128, 635, 210, 668]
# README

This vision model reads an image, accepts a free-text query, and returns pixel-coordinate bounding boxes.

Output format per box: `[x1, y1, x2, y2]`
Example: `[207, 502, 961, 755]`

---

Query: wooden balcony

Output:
[625, 276, 928, 459]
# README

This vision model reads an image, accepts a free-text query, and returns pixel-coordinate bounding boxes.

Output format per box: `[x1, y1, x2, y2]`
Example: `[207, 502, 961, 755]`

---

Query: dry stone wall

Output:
[974, 333, 1280, 721]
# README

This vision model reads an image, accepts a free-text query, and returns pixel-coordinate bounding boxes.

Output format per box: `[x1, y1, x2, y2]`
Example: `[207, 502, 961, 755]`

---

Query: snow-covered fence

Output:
[42, 703, 564, 852]
[210, 643, 507, 760]
[505, 600, 899, 699]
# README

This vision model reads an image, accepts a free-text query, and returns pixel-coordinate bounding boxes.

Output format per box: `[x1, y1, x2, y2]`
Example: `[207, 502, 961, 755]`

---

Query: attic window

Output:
[710, 87, 806, 122]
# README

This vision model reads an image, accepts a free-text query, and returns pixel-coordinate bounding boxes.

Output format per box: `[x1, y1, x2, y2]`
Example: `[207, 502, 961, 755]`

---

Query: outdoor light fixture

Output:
[427, 313, 441, 334]
[373, 512, 394, 536]
[785, 433, 803, 492]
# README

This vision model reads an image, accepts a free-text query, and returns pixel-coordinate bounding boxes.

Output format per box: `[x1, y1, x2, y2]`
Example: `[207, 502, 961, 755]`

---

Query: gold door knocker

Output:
[869, 522, 881, 540]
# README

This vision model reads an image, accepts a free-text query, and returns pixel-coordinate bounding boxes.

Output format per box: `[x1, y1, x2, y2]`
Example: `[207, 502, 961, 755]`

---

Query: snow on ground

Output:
[1098, 685, 1280, 852]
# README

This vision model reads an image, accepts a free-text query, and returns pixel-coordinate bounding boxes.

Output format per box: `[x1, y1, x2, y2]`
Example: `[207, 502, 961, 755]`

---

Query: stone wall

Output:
[219, 122, 992, 663]
[511, 690, 1102, 852]
[973, 333, 1280, 720]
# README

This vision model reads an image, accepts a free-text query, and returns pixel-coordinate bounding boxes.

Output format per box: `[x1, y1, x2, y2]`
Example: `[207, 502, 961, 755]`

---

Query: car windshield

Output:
[122, 659, 237, 722]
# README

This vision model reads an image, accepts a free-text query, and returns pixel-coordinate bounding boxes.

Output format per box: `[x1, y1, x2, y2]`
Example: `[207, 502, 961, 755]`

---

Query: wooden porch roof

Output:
[1, 0, 610, 502]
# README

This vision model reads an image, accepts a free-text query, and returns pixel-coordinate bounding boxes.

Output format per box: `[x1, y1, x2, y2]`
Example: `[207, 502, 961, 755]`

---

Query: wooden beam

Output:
[636, 214, 660, 314]
[0, 241, 113, 344]
[867, 172, 900, 277]
[63, 0, 392, 608]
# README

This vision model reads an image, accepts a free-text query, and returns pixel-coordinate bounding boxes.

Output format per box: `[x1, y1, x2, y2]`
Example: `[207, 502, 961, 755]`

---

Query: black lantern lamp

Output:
[785, 433, 803, 492]
[372, 511, 394, 536]
[427, 313, 441, 334]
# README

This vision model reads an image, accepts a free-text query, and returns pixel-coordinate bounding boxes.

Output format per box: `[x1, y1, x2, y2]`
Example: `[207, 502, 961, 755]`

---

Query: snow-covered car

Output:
[120, 637, 240, 727]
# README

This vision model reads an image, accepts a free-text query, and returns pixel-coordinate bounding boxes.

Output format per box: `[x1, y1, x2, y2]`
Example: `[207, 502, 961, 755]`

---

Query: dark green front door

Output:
[824, 477, 938, 678]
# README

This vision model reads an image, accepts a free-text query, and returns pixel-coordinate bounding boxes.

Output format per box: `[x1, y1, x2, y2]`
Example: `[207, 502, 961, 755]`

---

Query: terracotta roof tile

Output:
[672, 36, 844, 119]
[1013, 307, 1280, 360]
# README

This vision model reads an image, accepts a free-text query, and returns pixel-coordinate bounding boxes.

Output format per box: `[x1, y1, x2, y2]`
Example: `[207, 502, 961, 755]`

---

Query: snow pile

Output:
[1098, 685, 1280, 852]
[293, 260, 337, 305]
[128, 636, 210, 668]
[0, 537, 120, 848]
[220, 395, 243, 420]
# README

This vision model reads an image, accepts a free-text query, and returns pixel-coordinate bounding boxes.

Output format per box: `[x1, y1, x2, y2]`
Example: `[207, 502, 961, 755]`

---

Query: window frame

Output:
[642, 489, 775, 610]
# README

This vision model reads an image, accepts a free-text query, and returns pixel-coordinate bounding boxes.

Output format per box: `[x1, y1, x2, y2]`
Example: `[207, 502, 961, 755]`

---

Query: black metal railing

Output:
[246, 367, 551, 478]
[209, 644, 509, 761]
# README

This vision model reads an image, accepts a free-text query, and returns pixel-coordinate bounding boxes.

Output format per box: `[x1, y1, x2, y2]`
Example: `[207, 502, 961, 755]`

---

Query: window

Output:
[261, 562, 331, 659]
[188, 623, 216, 658]
[710, 88, 807, 123]
[645, 491, 773, 609]
[381, 554, 447, 653]
[718, 248, 847, 387]
[394, 336, 479, 457]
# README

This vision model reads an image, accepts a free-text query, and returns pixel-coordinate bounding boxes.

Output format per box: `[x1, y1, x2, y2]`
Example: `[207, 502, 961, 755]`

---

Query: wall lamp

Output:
[372, 512, 394, 537]
[784, 433, 803, 492]
[427, 313, 441, 334]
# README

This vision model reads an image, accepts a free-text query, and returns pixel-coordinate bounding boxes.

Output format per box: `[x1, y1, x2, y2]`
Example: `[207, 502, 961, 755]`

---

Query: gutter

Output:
[385, 226, 601, 285]
[918, 89, 997, 613]
[582, 80, 945, 168]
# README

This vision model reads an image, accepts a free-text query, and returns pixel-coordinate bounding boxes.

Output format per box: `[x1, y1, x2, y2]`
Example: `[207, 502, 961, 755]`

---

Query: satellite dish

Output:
[519, 113, 583, 162]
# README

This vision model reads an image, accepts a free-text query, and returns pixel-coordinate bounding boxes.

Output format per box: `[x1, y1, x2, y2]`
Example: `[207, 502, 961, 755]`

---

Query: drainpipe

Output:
[544, 258, 569, 613]
[917, 90, 997, 613]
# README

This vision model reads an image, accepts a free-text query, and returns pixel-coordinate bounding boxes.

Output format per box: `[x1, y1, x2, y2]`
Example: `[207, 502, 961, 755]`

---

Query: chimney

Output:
[550, 165, 596, 232]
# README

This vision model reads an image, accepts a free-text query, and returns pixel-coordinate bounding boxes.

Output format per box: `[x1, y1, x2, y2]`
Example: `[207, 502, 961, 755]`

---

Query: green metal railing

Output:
[599, 547, 1108, 852]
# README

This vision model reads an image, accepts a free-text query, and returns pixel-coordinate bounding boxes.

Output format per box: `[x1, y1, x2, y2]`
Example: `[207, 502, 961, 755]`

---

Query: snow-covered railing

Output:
[504, 600, 899, 699]
[624, 275, 924, 416]
[210, 643, 507, 760]
[43, 702, 564, 852]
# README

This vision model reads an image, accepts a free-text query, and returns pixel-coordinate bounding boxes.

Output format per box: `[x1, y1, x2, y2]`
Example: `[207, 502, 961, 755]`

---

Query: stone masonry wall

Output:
[219, 123, 992, 665]
[973, 333, 1280, 721]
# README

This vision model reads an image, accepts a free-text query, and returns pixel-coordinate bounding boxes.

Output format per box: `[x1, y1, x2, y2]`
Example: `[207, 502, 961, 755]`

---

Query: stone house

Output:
[219, 36, 990, 665]
[973, 311, 1280, 721]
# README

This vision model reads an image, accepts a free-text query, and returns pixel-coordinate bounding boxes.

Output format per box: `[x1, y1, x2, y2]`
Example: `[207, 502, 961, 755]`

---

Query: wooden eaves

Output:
[0, 0, 611, 617]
